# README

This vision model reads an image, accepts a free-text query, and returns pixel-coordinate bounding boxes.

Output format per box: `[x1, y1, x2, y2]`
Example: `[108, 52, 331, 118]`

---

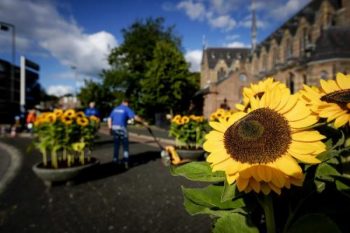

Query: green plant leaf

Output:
[315, 162, 340, 182]
[314, 180, 326, 193]
[170, 161, 225, 182]
[286, 214, 341, 233]
[182, 185, 245, 210]
[183, 195, 240, 218]
[221, 180, 239, 202]
[317, 150, 340, 163]
[213, 213, 259, 233]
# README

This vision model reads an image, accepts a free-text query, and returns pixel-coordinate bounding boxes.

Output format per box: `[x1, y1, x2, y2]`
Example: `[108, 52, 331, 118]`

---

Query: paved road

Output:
[0, 133, 212, 233]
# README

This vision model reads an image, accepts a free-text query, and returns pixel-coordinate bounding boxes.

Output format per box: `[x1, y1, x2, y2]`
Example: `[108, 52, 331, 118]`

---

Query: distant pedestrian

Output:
[84, 102, 100, 118]
[108, 99, 143, 169]
[26, 109, 36, 133]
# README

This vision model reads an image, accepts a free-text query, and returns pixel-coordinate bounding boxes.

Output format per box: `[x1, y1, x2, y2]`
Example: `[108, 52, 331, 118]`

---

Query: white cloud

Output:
[47, 85, 73, 97]
[270, 0, 311, 20]
[208, 15, 236, 31]
[0, 0, 118, 77]
[177, 1, 206, 20]
[225, 41, 249, 48]
[238, 18, 267, 29]
[185, 50, 202, 72]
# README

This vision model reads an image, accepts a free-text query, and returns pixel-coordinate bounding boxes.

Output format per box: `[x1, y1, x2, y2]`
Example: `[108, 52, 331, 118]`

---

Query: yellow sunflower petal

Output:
[273, 155, 302, 176]
[249, 178, 261, 193]
[268, 182, 282, 195]
[334, 114, 349, 128]
[260, 183, 271, 195]
[289, 115, 318, 129]
[226, 173, 238, 184]
[203, 139, 225, 152]
[291, 131, 326, 142]
[205, 131, 224, 141]
[288, 140, 326, 155]
[270, 170, 286, 188]
[236, 177, 249, 191]
[288, 151, 321, 164]
[209, 121, 228, 133]
[336, 73, 350, 89]
[257, 166, 272, 182]
[206, 149, 230, 164]
[320, 79, 340, 93]
[283, 101, 311, 122]
[278, 94, 298, 114]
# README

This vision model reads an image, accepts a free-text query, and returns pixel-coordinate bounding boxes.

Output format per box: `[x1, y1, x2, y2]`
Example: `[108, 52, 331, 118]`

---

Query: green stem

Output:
[260, 195, 276, 233]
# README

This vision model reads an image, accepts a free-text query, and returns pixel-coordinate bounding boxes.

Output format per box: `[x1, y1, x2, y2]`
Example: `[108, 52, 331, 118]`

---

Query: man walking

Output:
[108, 99, 142, 169]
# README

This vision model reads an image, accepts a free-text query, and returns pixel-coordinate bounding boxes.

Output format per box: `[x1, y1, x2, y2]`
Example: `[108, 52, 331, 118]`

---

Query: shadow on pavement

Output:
[74, 150, 160, 185]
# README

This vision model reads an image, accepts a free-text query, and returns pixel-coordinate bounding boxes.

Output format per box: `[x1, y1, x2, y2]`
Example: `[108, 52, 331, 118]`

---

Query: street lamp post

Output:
[0, 21, 16, 102]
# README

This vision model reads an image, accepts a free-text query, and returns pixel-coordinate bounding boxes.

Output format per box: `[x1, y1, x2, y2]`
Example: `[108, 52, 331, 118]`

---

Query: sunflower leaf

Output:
[182, 185, 245, 210]
[315, 163, 340, 182]
[317, 150, 340, 163]
[286, 214, 341, 233]
[221, 180, 240, 202]
[183, 195, 244, 218]
[314, 180, 326, 192]
[170, 161, 225, 182]
[213, 213, 259, 233]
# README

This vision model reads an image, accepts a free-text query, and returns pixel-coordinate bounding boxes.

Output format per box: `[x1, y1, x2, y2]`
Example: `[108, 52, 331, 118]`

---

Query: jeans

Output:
[112, 127, 129, 162]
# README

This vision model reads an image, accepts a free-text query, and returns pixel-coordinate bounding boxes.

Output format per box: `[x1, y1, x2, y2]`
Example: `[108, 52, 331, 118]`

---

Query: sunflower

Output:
[182, 116, 190, 124]
[204, 86, 326, 195]
[53, 109, 64, 118]
[236, 77, 289, 112]
[44, 113, 57, 124]
[63, 109, 76, 118]
[76, 117, 89, 127]
[300, 73, 350, 128]
[61, 115, 73, 125]
[89, 115, 100, 123]
[75, 111, 86, 118]
[172, 115, 181, 123]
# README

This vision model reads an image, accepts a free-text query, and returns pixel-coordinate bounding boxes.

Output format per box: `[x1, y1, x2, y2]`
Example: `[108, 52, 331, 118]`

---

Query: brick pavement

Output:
[0, 133, 212, 233]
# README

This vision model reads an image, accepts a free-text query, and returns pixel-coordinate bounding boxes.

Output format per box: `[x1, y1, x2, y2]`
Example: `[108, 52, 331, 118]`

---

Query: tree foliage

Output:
[140, 41, 199, 117]
[79, 17, 200, 121]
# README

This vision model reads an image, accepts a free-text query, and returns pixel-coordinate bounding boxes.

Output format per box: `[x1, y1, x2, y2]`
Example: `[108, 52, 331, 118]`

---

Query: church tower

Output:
[251, 0, 257, 53]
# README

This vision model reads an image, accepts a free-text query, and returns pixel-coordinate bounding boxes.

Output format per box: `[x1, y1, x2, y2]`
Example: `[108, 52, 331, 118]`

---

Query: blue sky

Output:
[0, 0, 310, 96]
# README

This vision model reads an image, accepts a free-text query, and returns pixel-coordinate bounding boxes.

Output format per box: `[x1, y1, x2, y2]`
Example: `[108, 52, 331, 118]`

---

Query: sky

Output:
[0, 0, 311, 97]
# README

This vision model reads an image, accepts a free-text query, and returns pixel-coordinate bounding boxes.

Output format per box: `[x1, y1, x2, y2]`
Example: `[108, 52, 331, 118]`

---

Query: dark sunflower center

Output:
[321, 89, 350, 110]
[223, 108, 291, 164]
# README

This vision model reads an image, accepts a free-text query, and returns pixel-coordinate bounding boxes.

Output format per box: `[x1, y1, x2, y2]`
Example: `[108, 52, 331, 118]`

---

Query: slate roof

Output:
[258, 0, 343, 48]
[202, 48, 250, 69]
[310, 26, 350, 62]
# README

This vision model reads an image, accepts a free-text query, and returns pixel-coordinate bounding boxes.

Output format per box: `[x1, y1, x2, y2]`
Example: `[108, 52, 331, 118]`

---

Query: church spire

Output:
[251, 0, 257, 53]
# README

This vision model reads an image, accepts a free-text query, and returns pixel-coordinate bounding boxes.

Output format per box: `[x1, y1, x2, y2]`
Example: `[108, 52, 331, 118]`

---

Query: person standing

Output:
[84, 101, 100, 118]
[108, 99, 142, 169]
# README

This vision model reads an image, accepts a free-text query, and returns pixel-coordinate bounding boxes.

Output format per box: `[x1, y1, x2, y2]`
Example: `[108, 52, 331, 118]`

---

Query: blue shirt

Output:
[109, 104, 135, 128]
[85, 107, 100, 117]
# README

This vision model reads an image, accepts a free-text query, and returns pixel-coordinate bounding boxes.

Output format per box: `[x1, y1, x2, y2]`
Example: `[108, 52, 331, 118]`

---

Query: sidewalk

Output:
[0, 132, 211, 233]
[99, 124, 175, 148]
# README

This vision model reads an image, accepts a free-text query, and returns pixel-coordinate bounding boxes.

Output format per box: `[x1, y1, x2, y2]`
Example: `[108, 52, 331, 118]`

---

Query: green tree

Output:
[140, 41, 199, 119]
[78, 79, 119, 118]
[106, 17, 182, 112]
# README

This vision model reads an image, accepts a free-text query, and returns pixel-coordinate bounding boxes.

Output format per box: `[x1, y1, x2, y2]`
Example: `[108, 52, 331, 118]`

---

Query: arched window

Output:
[239, 73, 247, 82]
[285, 38, 293, 61]
[320, 70, 328, 80]
[273, 47, 279, 66]
[217, 67, 226, 81]
[288, 73, 295, 94]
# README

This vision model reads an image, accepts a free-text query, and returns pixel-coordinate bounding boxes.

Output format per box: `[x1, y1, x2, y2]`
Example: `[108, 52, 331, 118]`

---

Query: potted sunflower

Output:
[167, 114, 208, 163]
[171, 73, 350, 233]
[31, 108, 100, 186]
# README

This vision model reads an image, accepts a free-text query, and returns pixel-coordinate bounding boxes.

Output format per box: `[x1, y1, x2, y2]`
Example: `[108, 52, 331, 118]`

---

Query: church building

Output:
[200, 0, 350, 118]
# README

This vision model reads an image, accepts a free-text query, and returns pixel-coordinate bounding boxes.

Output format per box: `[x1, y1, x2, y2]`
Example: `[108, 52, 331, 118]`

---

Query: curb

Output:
[0, 141, 22, 195]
